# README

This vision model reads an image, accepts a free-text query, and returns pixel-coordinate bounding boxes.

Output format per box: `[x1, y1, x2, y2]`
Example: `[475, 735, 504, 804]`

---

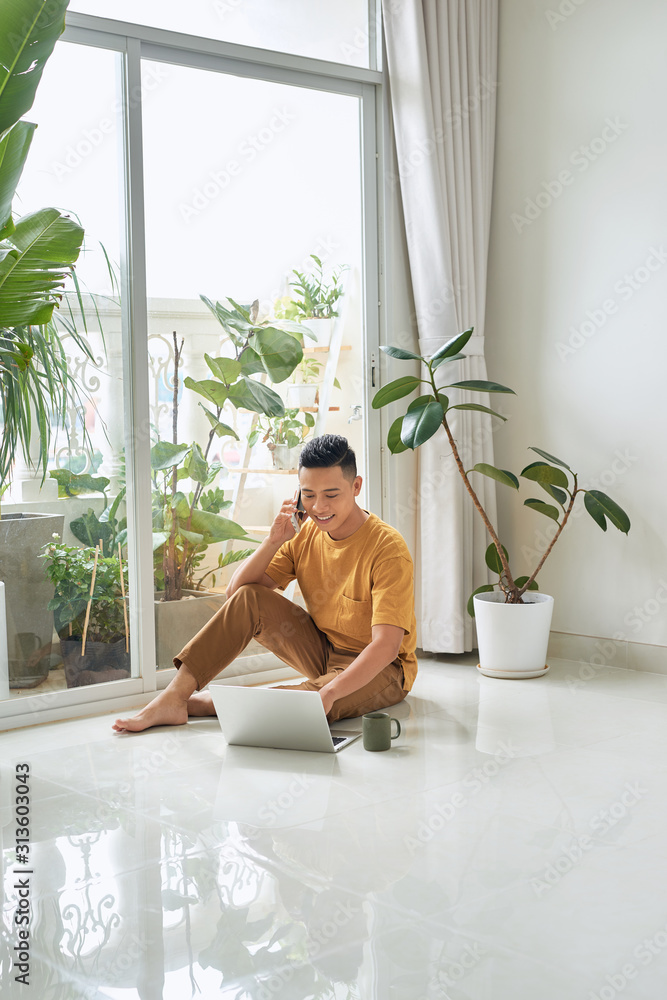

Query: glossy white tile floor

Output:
[2, 653, 667, 1000]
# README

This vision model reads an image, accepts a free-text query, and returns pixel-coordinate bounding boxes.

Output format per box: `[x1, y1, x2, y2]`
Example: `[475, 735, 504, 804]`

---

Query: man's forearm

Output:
[325, 639, 399, 702]
[227, 537, 282, 595]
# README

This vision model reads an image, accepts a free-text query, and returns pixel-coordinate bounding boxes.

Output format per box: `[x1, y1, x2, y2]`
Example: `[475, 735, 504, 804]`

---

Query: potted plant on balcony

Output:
[41, 536, 131, 688]
[248, 407, 315, 470]
[372, 327, 631, 678]
[0, 0, 99, 689]
[284, 254, 347, 347]
[285, 356, 342, 409]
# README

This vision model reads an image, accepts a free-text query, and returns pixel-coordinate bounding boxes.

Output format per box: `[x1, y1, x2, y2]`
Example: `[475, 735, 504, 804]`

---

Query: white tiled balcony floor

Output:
[2, 654, 667, 999]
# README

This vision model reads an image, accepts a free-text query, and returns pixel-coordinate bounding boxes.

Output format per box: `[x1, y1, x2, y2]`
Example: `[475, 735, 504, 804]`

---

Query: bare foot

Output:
[113, 689, 189, 733]
[186, 690, 216, 717]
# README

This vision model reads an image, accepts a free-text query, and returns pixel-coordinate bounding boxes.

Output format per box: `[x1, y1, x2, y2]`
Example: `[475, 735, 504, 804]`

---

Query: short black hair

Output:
[298, 434, 357, 481]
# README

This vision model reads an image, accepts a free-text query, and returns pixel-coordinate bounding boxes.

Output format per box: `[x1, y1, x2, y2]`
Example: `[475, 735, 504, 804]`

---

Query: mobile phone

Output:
[290, 491, 306, 533]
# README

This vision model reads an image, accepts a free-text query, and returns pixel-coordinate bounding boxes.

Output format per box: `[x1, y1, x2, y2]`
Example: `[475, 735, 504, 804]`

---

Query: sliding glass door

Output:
[0, 17, 380, 727]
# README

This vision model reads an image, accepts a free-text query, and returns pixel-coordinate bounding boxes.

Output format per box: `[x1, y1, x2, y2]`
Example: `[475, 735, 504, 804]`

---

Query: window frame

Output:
[1, 12, 385, 729]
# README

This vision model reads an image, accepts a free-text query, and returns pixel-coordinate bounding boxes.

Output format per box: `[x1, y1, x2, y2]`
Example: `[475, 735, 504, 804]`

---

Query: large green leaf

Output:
[429, 327, 473, 363]
[0, 0, 69, 134]
[471, 464, 519, 489]
[247, 326, 302, 383]
[449, 402, 507, 421]
[467, 584, 495, 618]
[387, 415, 409, 454]
[514, 576, 539, 592]
[585, 490, 631, 534]
[380, 344, 424, 362]
[204, 354, 242, 384]
[0, 121, 35, 237]
[431, 352, 466, 371]
[150, 441, 191, 471]
[0, 208, 84, 326]
[226, 297, 255, 327]
[400, 399, 444, 449]
[69, 508, 114, 551]
[198, 403, 238, 440]
[485, 542, 510, 575]
[178, 528, 205, 545]
[584, 492, 607, 531]
[539, 482, 568, 506]
[528, 446, 571, 471]
[152, 531, 169, 551]
[407, 394, 437, 410]
[227, 376, 285, 416]
[184, 442, 208, 484]
[188, 508, 250, 543]
[371, 375, 422, 409]
[237, 345, 266, 376]
[524, 498, 560, 521]
[48, 469, 110, 497]
[200, 295, 242, 347]
[520, 461, 569, 489]
[183, 376, 229, 409]
[445, 379, 515, 394]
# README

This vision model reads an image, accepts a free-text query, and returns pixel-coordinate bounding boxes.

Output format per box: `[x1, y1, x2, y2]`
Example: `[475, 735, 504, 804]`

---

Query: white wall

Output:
[485, 0, 667, 648]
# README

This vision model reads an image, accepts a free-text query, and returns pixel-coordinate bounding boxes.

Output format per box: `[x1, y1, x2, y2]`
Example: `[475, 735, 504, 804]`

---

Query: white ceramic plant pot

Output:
[302, 317, 334, 347]
[272, 444, 302, 471]
[473, 591, 554, 679]
[286, 384, 318, 408]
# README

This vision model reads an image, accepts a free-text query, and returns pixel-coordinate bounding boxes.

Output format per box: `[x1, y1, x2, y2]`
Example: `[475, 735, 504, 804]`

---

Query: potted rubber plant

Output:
[372, 327, 630, 678]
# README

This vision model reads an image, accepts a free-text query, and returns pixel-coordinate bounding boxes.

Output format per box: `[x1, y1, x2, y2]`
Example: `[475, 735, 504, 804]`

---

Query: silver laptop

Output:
[209, 684, 362, 753]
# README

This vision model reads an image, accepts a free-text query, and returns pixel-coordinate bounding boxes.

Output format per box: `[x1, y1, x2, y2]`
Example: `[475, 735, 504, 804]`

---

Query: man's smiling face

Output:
[298, 464, 364, 540]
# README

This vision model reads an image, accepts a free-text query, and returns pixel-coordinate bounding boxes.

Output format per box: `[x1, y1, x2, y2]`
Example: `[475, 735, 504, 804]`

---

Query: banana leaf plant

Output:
[0, 0, 96, 487]
[372, 327, 631, 612]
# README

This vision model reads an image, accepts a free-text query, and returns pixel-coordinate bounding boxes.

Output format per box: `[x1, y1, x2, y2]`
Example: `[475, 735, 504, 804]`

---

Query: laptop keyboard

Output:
[331, 736, 347, 746]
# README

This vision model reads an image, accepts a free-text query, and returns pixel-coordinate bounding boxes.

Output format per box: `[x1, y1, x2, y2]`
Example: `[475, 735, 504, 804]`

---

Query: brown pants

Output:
[174, 583, 407, 722]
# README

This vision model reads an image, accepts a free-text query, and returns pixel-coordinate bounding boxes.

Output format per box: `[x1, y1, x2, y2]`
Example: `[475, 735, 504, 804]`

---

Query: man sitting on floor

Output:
[113, 434, 417, 733]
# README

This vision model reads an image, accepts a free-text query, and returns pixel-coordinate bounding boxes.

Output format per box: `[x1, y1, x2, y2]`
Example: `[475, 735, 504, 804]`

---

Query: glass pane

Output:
[141, 61, 366, 669]
[1, 43, 132, 705]
[69, 0, 372, 68]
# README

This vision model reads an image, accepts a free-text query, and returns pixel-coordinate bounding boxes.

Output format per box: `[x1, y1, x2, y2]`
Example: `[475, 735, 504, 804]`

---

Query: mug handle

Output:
[390, 718, 401, 740]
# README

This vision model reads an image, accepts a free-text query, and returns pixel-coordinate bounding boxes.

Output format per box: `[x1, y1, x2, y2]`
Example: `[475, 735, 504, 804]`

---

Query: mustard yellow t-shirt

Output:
[265, 511, 418, 691]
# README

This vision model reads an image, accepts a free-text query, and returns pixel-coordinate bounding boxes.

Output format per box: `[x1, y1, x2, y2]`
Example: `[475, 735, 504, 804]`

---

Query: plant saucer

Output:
[476, 663, 550, 680]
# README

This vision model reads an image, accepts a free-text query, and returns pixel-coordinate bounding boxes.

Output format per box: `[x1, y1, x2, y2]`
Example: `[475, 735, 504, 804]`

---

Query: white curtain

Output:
[382, 0, 499, 652]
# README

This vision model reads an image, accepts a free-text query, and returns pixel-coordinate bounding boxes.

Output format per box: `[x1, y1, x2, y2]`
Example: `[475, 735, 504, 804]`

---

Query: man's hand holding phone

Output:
[290, 490, 307, 534]
[268, 489, 308, 547]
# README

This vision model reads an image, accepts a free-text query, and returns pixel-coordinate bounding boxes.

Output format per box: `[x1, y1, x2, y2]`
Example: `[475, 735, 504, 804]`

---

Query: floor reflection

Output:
[2, 655, 667, 999]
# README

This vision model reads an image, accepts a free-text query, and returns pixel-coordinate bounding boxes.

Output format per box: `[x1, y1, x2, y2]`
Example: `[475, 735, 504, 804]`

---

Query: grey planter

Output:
[154, 589, 268, 671]
[60, 638, 131, 688]
[0, 512, 64, 688]
[154, 590, 227, 670]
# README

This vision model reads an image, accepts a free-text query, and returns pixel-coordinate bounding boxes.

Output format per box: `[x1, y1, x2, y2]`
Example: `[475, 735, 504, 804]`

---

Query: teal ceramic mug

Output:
[362, 711, 401, 751]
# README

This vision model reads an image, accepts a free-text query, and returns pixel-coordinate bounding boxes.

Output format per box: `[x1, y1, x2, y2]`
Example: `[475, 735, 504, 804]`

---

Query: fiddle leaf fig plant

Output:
[372, 327, 630, 613]
[155, 294, 312, 601]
